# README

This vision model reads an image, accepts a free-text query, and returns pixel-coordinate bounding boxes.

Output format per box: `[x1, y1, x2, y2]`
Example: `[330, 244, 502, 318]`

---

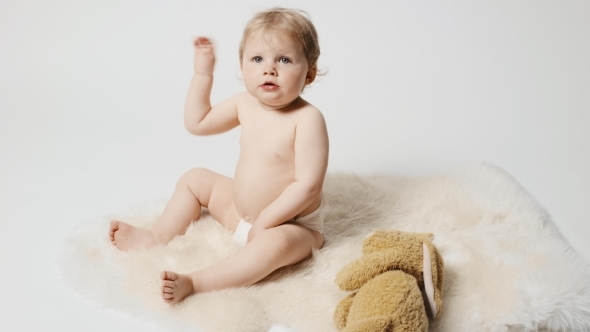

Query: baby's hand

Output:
[247, 223, 266, 244]
[193, 36, 215, 76]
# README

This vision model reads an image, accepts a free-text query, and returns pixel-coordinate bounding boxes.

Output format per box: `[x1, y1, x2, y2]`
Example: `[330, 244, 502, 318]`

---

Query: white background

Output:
[1, 0, 588, 331]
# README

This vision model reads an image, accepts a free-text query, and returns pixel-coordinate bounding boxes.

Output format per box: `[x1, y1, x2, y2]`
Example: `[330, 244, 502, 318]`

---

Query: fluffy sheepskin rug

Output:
[59, 163, 590, 332]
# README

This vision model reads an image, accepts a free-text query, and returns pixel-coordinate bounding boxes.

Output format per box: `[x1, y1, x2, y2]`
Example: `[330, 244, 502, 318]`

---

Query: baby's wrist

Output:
[193, 72, 213, 77]
[253, 218, 271, 230]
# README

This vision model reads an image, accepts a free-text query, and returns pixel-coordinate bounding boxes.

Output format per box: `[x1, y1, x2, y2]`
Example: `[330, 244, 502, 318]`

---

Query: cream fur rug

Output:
[59, 163, 590, 332]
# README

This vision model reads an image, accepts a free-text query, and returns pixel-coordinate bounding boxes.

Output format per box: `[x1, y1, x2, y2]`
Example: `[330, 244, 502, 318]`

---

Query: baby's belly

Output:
[233, 157, 294, 221]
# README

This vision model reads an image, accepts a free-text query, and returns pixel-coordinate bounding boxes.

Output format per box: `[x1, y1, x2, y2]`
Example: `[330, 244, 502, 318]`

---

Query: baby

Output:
[108, 7, 329, 304]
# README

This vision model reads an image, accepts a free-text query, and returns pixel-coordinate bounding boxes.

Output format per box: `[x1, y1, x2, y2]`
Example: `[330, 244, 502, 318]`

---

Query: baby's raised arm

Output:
[184, 37, 239, 136]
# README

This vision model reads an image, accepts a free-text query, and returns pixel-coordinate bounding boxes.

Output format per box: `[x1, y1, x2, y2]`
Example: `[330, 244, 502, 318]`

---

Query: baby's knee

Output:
[261, 228, 295, 256]
[261, 227, 314, 265]
[178, 167, 210, 185]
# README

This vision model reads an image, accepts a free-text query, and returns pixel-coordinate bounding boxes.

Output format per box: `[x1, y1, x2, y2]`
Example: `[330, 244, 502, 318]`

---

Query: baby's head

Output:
[239, 7, 320, 98]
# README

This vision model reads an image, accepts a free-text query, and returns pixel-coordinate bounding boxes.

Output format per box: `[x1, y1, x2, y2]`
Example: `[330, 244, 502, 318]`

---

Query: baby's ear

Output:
[305, 65, 317, 85]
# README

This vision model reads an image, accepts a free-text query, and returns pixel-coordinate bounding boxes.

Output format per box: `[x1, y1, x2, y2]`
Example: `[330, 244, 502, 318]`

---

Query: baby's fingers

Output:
[193, 36, 213, 47]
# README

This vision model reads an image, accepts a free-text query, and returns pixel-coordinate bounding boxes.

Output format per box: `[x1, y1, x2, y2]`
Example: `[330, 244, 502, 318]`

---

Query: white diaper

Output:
[286, 200, 325, 235]
[232, 219, 253, 246]
[231, 199, 326, 245]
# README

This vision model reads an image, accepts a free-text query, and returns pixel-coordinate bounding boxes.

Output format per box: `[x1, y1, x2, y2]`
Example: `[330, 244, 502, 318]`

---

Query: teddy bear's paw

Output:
[334, 292, 356, 330]
[335, 249, 424, 292]
[344, 316, 393, 332]
[344, 316, 427, 332]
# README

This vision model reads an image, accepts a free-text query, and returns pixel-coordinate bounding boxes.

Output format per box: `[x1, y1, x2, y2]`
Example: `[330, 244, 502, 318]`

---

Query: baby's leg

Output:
[109, 168, 239, 251]
[160, 223, 323, 304]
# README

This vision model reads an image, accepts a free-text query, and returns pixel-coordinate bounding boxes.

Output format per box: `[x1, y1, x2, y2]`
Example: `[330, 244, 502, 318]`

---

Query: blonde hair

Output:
[239, 7, 321, 71]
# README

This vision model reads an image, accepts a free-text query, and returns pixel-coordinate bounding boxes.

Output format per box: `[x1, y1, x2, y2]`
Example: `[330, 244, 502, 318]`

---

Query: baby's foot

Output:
[109, 220, 157, 251]
[160, 271, 195, 304]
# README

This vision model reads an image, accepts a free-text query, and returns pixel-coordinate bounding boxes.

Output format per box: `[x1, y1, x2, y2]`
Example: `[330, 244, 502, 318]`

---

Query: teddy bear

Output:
[333, 230, 444, 332]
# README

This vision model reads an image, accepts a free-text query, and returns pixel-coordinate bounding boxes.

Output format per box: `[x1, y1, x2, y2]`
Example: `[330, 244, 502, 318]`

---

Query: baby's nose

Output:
[264, 66, 277, 76]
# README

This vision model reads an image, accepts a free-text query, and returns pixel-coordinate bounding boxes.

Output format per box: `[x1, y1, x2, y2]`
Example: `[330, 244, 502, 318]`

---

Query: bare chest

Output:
[239, 115, 296, 161]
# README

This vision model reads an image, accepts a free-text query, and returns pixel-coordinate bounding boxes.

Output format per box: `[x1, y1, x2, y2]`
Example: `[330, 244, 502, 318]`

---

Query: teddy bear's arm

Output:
[335, 249, 423, 292]
[333, 292, 356, 330]
[363, 230, 433, 255]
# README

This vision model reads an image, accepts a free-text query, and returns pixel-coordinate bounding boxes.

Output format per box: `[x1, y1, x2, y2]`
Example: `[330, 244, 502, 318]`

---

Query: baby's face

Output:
[241, 30, 314, 109]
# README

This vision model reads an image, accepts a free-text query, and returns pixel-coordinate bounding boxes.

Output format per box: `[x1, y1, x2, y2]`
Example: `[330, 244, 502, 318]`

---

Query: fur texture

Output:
[58, 163, 590, 332]
[333, 230, 444, 332]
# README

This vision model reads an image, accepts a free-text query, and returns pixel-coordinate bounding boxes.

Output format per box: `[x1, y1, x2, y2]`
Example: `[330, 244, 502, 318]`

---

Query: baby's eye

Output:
[252, 56, 263, 63]
[279, 57, 291, 64]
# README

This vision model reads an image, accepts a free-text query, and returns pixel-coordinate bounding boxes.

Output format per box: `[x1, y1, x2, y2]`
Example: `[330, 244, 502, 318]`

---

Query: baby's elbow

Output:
[184, 122, 205, 136]
[302, 182, 322, 197]
[184, 122, 196, 135]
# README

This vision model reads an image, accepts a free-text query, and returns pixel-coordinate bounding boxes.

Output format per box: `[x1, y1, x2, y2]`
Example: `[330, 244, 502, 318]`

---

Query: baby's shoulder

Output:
[229, 91, 253, 107]
[295, 101, 325, 123]
[291, 102, 327, 139]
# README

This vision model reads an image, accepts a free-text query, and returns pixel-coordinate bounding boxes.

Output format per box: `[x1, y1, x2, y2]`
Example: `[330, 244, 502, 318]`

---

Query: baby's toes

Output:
[161, 280, 175, 293]
[160, 270, 178, 281]
[109, 220, 120, 231]
[108, 221, 119, 240]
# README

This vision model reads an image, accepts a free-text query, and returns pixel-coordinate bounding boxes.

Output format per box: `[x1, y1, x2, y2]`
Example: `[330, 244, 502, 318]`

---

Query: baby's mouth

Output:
[261, 82, 279, 90]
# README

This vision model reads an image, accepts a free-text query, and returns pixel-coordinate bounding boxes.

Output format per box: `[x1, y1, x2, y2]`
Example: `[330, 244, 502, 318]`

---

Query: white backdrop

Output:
[1, 0, 588, 331]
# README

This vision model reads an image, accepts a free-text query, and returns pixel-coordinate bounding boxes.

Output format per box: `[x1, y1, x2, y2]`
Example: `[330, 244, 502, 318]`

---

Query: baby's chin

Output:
[256, 95, 302, 111]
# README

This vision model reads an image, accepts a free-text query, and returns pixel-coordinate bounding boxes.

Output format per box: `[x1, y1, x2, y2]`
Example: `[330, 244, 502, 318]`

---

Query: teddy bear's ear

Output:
[423, 241, 444, 320]
[419, 233, 434, 242]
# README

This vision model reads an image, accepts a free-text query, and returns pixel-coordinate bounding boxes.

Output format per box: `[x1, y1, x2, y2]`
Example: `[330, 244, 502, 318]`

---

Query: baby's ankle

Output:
[152, 231, 171, 246]
[189, 272, 201, 294]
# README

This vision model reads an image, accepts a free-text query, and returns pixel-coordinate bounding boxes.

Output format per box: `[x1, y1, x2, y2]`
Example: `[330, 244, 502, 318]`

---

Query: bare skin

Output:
[109, 32, 329, 304]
